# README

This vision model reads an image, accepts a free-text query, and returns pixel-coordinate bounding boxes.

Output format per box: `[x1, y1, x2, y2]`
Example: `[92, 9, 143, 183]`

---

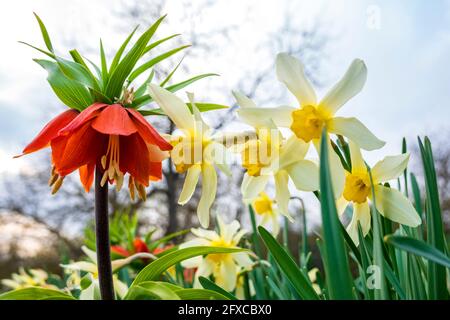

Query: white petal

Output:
[274, 171, 293, 220]
[372, 153, 410, 183]
[192, 259, 214, 288]
[181, 256, 203, 269]
[328, 117, 385, 151]
[179, 238, 210, 249]
[148, 84, 194, 130]
[233, 252, 253, 269]
[191, 228, 220, 241]
[263, 136, 310, 173]
[336, 196, 349, 216]
[197, 164, 218, 228]
[314, 138, 345, 198]
[318, 59, 367, 115]
[232, 91, 257, 108]
[113, 278, 129, 299]
[178, 165, 201, 205]
[373, 185, 421, 227]
[346, 201, 371, 246]
[218, 258, 237, 291]
[238, 106, 295, 128]
[348, 140, 366, 172]
[241, 173, 270, 200]
[81, 246, 98, 264]
[232, 229, 248, 244]
[61, 262, 97, 274]
[276, 52, 317, 106]
[285, 159, 319, 192]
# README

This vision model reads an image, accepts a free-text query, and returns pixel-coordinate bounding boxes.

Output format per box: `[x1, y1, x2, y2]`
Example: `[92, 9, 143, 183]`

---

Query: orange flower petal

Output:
[119, 133, 151, 186]
[57, 122, 107, 175]
[59, 103, 107, 136]
[149, 161, 162, 181]
[127, 108, 173, 151]
[79, 162, 95, 192]
[16, 109, 78, 157]
[91, 104, 137, 136]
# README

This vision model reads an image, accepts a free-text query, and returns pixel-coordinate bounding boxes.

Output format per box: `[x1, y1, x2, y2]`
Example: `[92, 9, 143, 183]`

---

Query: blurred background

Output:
[1, 0, 450, 283]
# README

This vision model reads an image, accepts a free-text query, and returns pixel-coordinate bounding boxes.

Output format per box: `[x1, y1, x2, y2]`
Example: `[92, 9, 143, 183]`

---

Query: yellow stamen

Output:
[51, 176, 64, 195]
[101, 135, 124, 188]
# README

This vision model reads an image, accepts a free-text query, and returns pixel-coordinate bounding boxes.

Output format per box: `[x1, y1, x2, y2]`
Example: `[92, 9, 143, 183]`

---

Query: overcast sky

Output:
[1, 0, 450, 174]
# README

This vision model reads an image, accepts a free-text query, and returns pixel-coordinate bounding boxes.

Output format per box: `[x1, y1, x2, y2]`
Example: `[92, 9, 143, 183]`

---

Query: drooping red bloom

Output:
[18, 103, 172, 198]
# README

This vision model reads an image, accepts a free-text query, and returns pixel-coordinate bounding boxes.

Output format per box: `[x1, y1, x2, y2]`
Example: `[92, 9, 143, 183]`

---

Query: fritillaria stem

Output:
[94, 166, 114, 300]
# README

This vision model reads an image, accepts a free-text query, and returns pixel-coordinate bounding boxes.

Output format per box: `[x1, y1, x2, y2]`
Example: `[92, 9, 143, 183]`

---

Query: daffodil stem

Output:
[95, 166, 114, 300]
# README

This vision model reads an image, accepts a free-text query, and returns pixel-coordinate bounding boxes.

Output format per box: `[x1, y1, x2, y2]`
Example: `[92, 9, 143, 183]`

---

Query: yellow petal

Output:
[241, 173, 270, 200]
[276, 52, 317, 106]
[285, 159, 319, 192]
[148, 84, 194, 130]
[274, 171, 293, 220]
[178, 165, 201, 205]
[373, 185, 421, 227]
[346, 201, 371, 246]
[238, 106, 295, 128]
[218, 258, 237, 291]
[197, 164, 218, 228]
[328, 117, 385, 151]
[318, 59, 367, 116]
[372, 153, 410, 183]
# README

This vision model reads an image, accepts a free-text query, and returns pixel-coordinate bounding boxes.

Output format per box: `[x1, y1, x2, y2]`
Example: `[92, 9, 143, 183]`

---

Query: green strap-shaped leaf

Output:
[34, 59, 93, 110]
[0, 287, 75, 300]
[106, 16, 166, 99]
[385, 235, 450, 269]
[33, 13, 54, 52]
[199, 276, 237, 300]
[129, 246, 245, 291]
[128, 45, 190, 83]
[142, 34, 181, 55]
[258, 226, 319, 300]
[318, 129, 354, 299]
[138, 102, 228, 116]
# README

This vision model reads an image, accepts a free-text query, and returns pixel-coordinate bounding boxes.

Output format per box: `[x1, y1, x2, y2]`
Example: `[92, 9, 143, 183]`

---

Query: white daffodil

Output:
[234, 92, 319, 217]
[1, 268, 58, 290]
[336, 141, 422, 245]
[251, 192, 282, 236]
[148, 84, 231, 228]
[61, 246, 155, 300]
[180, 216, 253, 292]
[237, 53, 385, 197]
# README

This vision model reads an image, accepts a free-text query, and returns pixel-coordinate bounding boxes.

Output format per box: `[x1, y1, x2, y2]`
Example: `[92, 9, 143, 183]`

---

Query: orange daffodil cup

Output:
[17, 103, 172, 197]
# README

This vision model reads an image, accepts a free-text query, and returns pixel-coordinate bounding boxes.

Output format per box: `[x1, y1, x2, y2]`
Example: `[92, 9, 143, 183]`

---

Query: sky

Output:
[1, 0, 450, 174]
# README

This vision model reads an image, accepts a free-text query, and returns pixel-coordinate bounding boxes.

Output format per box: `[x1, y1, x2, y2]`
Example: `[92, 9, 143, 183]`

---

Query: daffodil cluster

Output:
[150, 52, 422, 247]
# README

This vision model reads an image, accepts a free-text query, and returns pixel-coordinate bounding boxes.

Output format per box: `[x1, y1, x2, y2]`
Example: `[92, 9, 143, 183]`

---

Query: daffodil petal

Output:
[232, 229, 247, 244]
[336, 196, 349, 216]
[274, 170, 293, 220]
[373, 185, 421, 227]
[276, 52, 317, 106]
[232, 91, 257, 108]
[314, 138, 345, 198]
[318, 59, 367, 115]
[178, 164, 201, 205]
[191, 228, 220, 241]
[148, 84, 194, 131]
[197, 164, 218, 228]
[372, 153, 410, 183]
[241, 173, 270, 200]
[219, 258, 237, 291]
[193, 259, 214, 288]
[328, 117, 385, 151]
[346, 201, 371, 246]
[285, 159, 319, 192]
[348, 140, 366, 172]
[278, 136, 310, 169]
[238, 106, 295, 128]
[233, 252, 253, 269]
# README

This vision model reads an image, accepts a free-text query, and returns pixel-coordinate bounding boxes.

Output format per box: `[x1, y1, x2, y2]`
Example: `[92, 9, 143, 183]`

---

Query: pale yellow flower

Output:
[252, 192, 282, 236]
[336, 141, 421, 245]
[235, 270, 255, 300]
[238, 53, 385, 197]
[234, 92, 319, 217]
[61, 246, 155, 299]
[148, 84, 231, 227]
[180, 216, 253, 292]
[1, 268, 58, 290]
